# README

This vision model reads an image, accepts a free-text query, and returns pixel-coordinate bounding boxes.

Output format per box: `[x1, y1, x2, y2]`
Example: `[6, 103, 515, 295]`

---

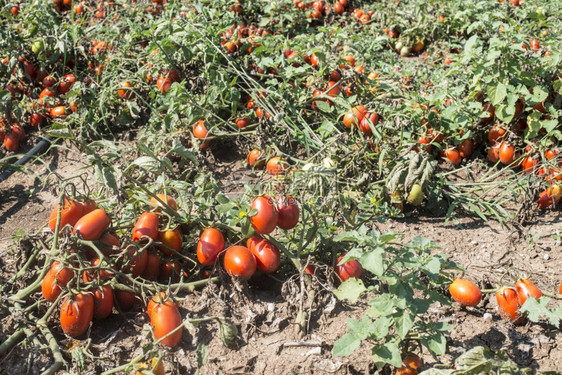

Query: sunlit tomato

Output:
[247, 149, 265, 168]
[93, 285, 114, 320]
[515, 278, 542, 305]
[309, 54, 319, 68]
[488, 142, 501, 163]
[236, 116, 250, 129]
[545, 149, 559, 161]
[444, 148, 462, 166]
[151, 300, 183, 347]
[457, 139, 473, 158]
[73, 208, 111, 240]
[60, 293, 94, 337]
[499, 142, 516, 165]
[150, 194, 178, 211]
[57, 74, 75, 95]
[496, 287, 522, 322]
[449, 279, 482, 306]
[530, 39, 540, 53]
[329, 70, 342, 82]
[325, 81, 341, 97]
[266, 156, 286, 175]
[395, 354, 422, 375]
[247, 237, 280, 273]
[11, 124, 25, 141]
[42, 261, 75, 302]
[30, 113, 45, 127]
[488, 124, 506, 143]
[359, 112, 378, 136]
[118, 81, 135, 100]
[99, 232, 119, 257]
[132, 212, 159, 242]
[192, 120, 209, 139]
[335, 254, 364, 281]
[158, 228, 182, 256]
[276, 195, 299, 230]
[158, 260, 181, 283]
[39, 88, 56, 99]
[50, 106, 67, 118]
[48, 198, 84, 232]
[115, 290, 139, 311]
[197, 228, 225, 266]
[121, 245, 148, 277]
[156, 77, 172, 93]
[521, 155, 538, 173]
[141, 252, 161, 281]
[342, 55, 355, 67]
[43, 75, 57, 88]
[250, 196, 278, 235]
[224, 246, 256, 279]
[3, 133, 19, 151]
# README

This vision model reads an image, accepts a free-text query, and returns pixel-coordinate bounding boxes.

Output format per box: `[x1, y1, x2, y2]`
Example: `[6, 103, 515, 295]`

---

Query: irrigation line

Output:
[0, 136, 53, 183]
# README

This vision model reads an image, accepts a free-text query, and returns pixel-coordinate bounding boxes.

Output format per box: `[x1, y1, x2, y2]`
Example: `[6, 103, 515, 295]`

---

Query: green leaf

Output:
[371, 341, 402, 367]
[422, 257, 442, 280]
[333, 332, 362, 357]
[360, 247, 385, 277]
[333, 278, 366, 302]
[488, 82, 507, 106]
[519, 297, 561, 326]
[315, 100, 333, 113]
[421, 332, 447, 355]
[394, 312, 414, 339]
[367, 294, 395, 318]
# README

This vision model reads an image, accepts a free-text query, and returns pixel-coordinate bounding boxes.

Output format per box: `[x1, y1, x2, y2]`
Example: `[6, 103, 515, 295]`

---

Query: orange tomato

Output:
[42, 261, 75, 302]
[60, 293, 94, 337]
[73, 208, 111, 241]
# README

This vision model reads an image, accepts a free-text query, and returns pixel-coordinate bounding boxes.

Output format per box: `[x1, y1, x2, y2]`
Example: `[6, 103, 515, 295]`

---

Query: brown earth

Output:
[1, 142, 561, 375]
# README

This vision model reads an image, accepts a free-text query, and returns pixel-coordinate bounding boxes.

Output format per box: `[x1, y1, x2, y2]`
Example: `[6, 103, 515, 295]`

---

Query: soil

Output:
[1, 142, 561, 375]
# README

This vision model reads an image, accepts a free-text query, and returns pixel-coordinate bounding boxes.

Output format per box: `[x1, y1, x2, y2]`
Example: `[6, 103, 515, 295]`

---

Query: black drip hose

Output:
[0, 136, 52, 183]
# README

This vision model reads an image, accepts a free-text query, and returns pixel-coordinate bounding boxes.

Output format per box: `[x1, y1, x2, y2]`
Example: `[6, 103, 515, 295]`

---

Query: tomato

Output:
[60, 293, 94, 337]
[115, 290, 139, 311]
[449, 279, 482, 306]
[276, 195, 299, 230]
[515, 278, 542, 305]
[530, 39, 540, 53]
[250, 196, 278, 235]
[11, 124, 25, 141]
[30, 113, 45, 127]
[57, 74, 75, 94]
[444, 57, 453, 65]
[224, 246, 256, 279]
[73, 208, 111, 241]
[150, 194, 178, 211]
[197, 228, 225, 266]
[335, 254, 364, 281]
[521, 155, 538, 173]
[117, 81, 135, 100]
[3, 133, 19, 151]
[98, 232, 119, 257]
[50, 106, 67, 118]
[266, 157, 286, 175]
[141, 252, 161, 281]
[325, 81, 341, 97]
[147, 292, 169, 319]
[156, 77, 172, 93]
[39, 88, 56, 99]
[93, 285, 114, 320]
[559, 281, 562, 295]
[329, 70, 342, 82]
[43, 75, 57, 88]
[48, 198, 84, 232]
[496, 287, 522, 322]
[359, 112, 378, 136]
[158, 228, 182, 256]
[342, 105, 367, 128]
[132, 212, 159, 242]
[444, 148, 462, 166]
[151, 300, 183, 347]
[499, 142, 516, 165]
[482, 103, 495, 123]
[121, 245, 148, 277]
[545, 149, 559, 161]
[488, 142, 501, 163]
[396, 354, 422, 375]
[247, 149, 265, 168]
[236, 116, 250, 129]
[192, 120, 209, 139]
[247, 237, 280, 273]
[488, 124, 506, 143]
[42, 261, 75, 302]
[457, 139, 473, 158]
[342, 55, 355, 67]
[158, 260, 181, 283]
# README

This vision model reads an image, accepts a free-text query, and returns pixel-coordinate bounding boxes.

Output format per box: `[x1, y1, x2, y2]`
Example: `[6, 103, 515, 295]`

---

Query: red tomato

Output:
[449, 279, 482, 306]
[235, 117, 250, 129]
[496, 287, 522, 322]
[158, 260, 181, 283]
[499, 142, 516, 165]
[515, 278, 542, 305]
[93, 285, 114, 320]
[521, 155, 538, 173]
[224, 246, 256, 279]
[335, 254, 364, 281]
[488, 142, 501, 163]
[42, 261, 75, 302]
[48, 198, 84, 232]
[115, 290, 139, 311]
[457, 139, 473, 158]
[329, 70, 342, 82]
[247, 237, 280, 273]
[99, 232, 120, 257]
[266, 157, 286, 175]
[359, 112, 378, 136]
[118, 81, 135, 100]
[192, 119, 209, 139]
[247, 149, 265, 168]
[73, 208, 111, 240]
[60, 293, 94, 337]
[132, 212, 159, 242]
[196, 228, 225, 266]
[396, 354, 422, 375]
[150, 194, 178, 211]
[250, 196, 278, 235]
[158, 228, 182, 256]
[156, 77, 172, 93]
[39, 87, 56, 99]
[43, 75, 57, 88]
[30, 113, 45, 127]
[488, 124, 506, 143]
[545, 149, 559, 161]
[121, 245, 148, 277]
[3, 133, 19, 151]
[444, 148, 462, 166]
[83, 257, 114, 282]
[151, 301, 183, 347]
[141, 252, 161, 281]
[276, 195, 299, 230]
[57, 74, 75, 94]
[530, 39, 540, 52]
[50, 106, 67, 118]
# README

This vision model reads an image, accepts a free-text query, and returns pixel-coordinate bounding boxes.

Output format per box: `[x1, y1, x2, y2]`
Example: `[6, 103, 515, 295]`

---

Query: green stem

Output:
[0, 329, 25, 356]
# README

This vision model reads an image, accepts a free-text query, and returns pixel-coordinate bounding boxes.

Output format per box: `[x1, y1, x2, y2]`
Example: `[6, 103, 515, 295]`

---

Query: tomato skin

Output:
[192, 120, 209, 139]
[158, 229, 182, 256]
[224, 246, 257, 279]
[197, 228, 225, 266]
[515, 279, 542, 305]
[118, 81, 135, 100]
[150, 194, 177, 211]
[496, 287, 522, 322]
[236, 116, 249, 129]
[499, 142, 516, 165]
[343, 105, 367, 128]
[93, 285, 114, 320]
[73, 208, 111, 240]
[250, 196, 278, 235]
[48, 199, 84, 232]
[42, 261, 75, 302]
[487, 142, 501, 163]
[60, 293, 94, 337]
[132, 212, 159, 242]
[141, 252, 161, 281]
[4, 133, 19, 151]
[457, 139, 473, 158]
[449, 279, 482, 306]
[396, 354, 422, 375]
[30, 113, 45, 127]
[359, 112, 378, 136]
[276, 195, 299, 230]
[266, 157, 286, 175]
[158, 260, 181, 283]
[335, 254, 364, 281]
[151, 301, 183, 347]
[115, 290, 139, 311]
[530, 39, 540, 53]
[121, 245, 148, 277]
[247, 237, 280, 273]
[247, 149, 265, 168]
[444, 148, 462, 166]
[50, 106, 67, 118]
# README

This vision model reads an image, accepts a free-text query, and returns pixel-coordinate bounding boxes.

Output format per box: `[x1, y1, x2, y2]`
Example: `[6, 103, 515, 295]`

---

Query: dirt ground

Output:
[1, 142, 561, 374]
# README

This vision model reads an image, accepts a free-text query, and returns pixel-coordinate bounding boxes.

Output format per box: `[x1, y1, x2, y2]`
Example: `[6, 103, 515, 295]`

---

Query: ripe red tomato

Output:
[396, 354, 422, 375]
[545, 149, 559, 161]
[192, 120, 209, 139]
[521, 155, 538, 173]
[457, 139, 473, 158]
[236, 116, 250, 129]
[50, 106, 67, 118]
[39, 87, 56, 99]
[250, 196, 278, 235]
[158, 228, 182, 256]
[115, 290, 139, 311]
[3, 133, 19, 151]
[224, 246, 256, 279]
[121, 245, 148, 277]
[449, 279, 482, 306]
[488, 124, 506, 143]
[132, 212, 159, 242]
[99, 232, 119, 257]
[151, 300, 183, 347]
[43, 75, 57, 88]
[150, 194, 178, 211]
[247, 236, 280, 273]
[488, 142, 501, 163]
[530, 39, 540, 52]
[359, 112, 378, 136]
[197, 228, 225, 266]
[276, 195, 299, 230]
[325, 81, 341, 97]
[515, 278, 542, 305]
[118, 81, 135, 100]
[30, 113, 45, 127]
[73, 208, 111, 240]
[444, 148, 462, 166]
[93, 285, 114, 320]
[141, 252, 161, 281]
[496, 287, 522, 322]
[48, 198, 84, 232]
[60, 293, 94, 337]
[247, 149, 265, 168]
[499, 142, 516, 165]
[156, 77, 172, 93]
[335, 254, 364, 281]
[159, 260, 181, 283]
[329, 70, 342, 82]
[83, 257, 114, 282]
[57, 74, 75, 94]
[266, 157, 286, 175]
[42, 261, 75, 302]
